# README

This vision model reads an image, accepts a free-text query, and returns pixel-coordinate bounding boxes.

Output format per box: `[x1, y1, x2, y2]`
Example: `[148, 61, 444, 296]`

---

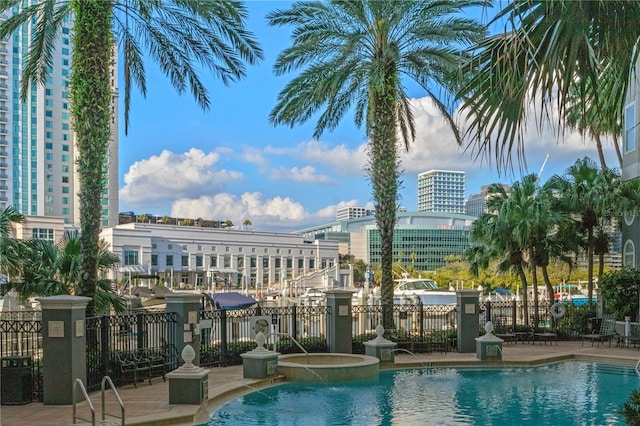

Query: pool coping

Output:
[189, 350, 640, 426]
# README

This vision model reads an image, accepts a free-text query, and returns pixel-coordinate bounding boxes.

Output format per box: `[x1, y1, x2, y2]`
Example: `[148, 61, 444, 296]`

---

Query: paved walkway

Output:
[1, 340, 639, 426]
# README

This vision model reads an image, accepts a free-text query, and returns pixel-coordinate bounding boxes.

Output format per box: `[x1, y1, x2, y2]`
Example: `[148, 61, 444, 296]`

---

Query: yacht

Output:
[393, 277, 457, 305]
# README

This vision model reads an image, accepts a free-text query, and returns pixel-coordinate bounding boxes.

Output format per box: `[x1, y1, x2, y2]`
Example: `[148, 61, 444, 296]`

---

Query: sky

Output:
[117, 1, 619, 233]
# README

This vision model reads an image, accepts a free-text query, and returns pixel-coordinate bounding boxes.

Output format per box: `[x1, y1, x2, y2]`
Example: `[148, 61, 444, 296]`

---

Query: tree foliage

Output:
[267, 0, 485, 328]
[599, 268, 640, 321]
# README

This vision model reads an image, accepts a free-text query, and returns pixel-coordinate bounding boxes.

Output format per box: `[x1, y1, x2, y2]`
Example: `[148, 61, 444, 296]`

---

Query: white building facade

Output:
[417, 170, 466, 214]
[100, 223, 340, 290]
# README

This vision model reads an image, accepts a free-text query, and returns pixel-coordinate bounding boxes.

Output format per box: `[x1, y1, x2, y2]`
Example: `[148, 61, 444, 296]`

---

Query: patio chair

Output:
[619, 323, 640, 349]
[493, 319, 516, 345]
[582, 315, 617, 347]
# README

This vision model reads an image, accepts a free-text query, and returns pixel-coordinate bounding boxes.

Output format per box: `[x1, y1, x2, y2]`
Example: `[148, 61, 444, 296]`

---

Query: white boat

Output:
[393, 278, 457, 305]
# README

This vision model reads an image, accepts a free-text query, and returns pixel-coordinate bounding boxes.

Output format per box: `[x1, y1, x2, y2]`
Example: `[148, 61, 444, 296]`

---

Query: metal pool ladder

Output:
[72, 376, 125, 426]
[635, 359, 640, 376]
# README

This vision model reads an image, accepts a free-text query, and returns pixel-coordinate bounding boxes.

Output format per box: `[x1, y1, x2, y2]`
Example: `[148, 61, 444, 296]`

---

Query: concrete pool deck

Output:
[2, 340, 640, 426]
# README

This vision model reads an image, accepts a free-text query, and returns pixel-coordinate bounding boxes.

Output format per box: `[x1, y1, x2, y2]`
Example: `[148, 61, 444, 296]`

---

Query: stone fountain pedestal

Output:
[475, 321, 503, 361]
[241, 331, 281, 379]
[166, 344, 209, 404]
[364, 324, 397, 364]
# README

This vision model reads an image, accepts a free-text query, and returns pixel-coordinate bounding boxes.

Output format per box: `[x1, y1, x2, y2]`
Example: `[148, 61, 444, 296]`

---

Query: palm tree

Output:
[0, 206, 25, 282]
[459, 1, 640, 169]
[6, 234, 123, 313]
[0, 1, 262, 315]
[547, 158, 621, 305]
[243, 219, 252, 230]
[267, 0, 485, 328]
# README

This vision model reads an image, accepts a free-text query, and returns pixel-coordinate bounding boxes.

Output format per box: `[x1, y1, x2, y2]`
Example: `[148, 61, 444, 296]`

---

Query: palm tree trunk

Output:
[613, 134, 623, 169]
[541, 265, 556, 327]
[516, 264, 529, 327]
[594, 133, 607, 169]
[588, 227, 594, 307]
[530, 248, 539, 326]
[70, 0, 113, 316]
[369, 85, 400, 330]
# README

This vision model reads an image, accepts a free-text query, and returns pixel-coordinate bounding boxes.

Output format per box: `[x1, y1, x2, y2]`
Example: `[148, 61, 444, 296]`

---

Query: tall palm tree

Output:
[0, 0, 263, 315]
[459, 0, 640, 169]
[0, 206, 25, 282]
[468, 184, 532, 326]
[547, 158, 615, 305]
[267, 0, 485, 328]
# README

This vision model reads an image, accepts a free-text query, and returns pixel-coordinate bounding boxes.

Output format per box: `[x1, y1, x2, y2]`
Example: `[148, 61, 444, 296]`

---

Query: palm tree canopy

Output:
[0, 0, 264, 133]
[459, 0, 640, 170]
[268, 0, 487, 147]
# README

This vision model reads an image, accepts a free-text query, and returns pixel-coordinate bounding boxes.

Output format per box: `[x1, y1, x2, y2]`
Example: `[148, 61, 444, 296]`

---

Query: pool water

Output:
[208, 362, 640, 425]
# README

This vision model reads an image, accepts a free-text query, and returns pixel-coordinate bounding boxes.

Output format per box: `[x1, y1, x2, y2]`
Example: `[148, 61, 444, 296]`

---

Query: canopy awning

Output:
[206, 292, 256, 310]
[119, 265, 148, 274]
[207, 267, 237, 274]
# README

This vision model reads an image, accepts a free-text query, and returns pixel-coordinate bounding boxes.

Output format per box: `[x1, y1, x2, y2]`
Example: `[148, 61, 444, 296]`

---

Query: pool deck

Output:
[2, 340, 640, 426]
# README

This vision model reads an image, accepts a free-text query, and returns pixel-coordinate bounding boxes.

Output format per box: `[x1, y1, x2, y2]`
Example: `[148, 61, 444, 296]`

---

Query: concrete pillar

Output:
[38, 295, 91, 405]
[456, 290, 481, 353]
[166, 293, 202, 365]
[325, 290, 354, 353]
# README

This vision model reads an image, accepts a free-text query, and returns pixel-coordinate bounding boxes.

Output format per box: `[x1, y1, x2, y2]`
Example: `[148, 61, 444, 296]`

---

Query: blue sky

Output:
[117, 1, 618, 232]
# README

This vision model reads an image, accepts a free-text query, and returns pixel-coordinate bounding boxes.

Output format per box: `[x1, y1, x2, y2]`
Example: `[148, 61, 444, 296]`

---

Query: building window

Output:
[309, 259, 315, 269]
[168, 244, 173, 250]
[196, 255, 203, 267]
[275, 258, 281, 268]
[250, 257, 256, 267]
[181, 255, 189, 267]
[624, 240, 636, 268]
[151, 254, 158, 266]
[197, 245, 202, 251]
[32, 228, 54, 241]
[238, 257, 244, 268]
[298, 259, 304, 269]
[625, 103, 636, 153]
[124, 250, 139, 266]
[210, 256, 217, 267]
[166, 255, 173, 267]
[239, 247, 243, 253]
[263, 258, 269, 268]
[225, 246, 230, 252]
[212, 246, 216, 251]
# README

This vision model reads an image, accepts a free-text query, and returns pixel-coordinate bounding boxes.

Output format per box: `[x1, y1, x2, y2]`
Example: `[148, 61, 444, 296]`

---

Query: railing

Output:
[101, 376, 125, 426]
[72, 379, 95, 426]
[199, 304, 330, 368]
[85, 311, 177, 391]
[0, 312, 43, 401]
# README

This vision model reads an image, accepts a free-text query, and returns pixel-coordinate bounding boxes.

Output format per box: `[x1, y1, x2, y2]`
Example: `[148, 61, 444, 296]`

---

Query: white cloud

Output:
[265, 140, 368, 176]
[268, 165, 335, 184]
[170, 192, 345, 231]
[242, 146, 268, 167]
[120, 148, 243, 209]
[399, 97, 618, 186]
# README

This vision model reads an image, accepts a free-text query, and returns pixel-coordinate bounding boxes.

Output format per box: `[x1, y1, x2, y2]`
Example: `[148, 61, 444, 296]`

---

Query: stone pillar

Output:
[456, 290, 481, 353]
[325, 290, 354, 353]
[166, 293, 202, 365]
[38, 295, 91, 405]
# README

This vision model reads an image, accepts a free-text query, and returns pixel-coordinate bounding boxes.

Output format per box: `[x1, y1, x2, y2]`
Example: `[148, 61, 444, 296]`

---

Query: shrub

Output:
[600, 268, 640, 321]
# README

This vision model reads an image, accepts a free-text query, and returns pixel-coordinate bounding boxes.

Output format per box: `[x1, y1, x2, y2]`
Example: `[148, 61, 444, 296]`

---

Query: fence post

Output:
[38, 295, 91, 405]
[136, 311, 145, 350]
[456, 290, 480, 353]
[291, 305, 298, 340]
[325, 290, 354, 353]
[100, 315, 109, 379]
[165, 293, 202, 365]
[220, 310, 228, 366]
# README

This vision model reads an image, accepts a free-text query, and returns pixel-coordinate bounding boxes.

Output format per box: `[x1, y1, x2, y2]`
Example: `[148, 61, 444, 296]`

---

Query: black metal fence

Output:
[0, 311, 43, 402]
[199, 304, 331, 368]
[85, 311, 178, 392]
[0, 299, 602, 403]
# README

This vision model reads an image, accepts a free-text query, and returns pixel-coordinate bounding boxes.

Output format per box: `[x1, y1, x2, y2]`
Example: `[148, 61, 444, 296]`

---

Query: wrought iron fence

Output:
[0, 312, 43, 402]
[480, 300, 597, 340]
[85, 311, 177, 392]
[199, 305, 331, 368]
[352, 303, 457, 353]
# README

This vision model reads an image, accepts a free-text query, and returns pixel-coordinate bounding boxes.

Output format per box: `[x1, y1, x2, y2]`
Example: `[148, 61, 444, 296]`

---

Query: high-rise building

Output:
[417, 170, 466, 214]
[466, 184, 511, 217]
[1, 13, 119, 227]
[336, 206, 373, 222]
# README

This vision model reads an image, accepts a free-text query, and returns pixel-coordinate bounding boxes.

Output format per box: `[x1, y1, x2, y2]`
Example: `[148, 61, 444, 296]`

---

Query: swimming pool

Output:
[207, 361, 639, 425]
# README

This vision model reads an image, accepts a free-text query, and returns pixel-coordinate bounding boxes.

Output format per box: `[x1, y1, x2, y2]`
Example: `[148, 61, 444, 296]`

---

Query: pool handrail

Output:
[101, 375, 125, 426]
[72, 378, 95, 425]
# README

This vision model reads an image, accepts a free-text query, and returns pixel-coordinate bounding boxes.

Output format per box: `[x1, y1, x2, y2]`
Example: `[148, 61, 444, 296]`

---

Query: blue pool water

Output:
[208, 362, 640, 425]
